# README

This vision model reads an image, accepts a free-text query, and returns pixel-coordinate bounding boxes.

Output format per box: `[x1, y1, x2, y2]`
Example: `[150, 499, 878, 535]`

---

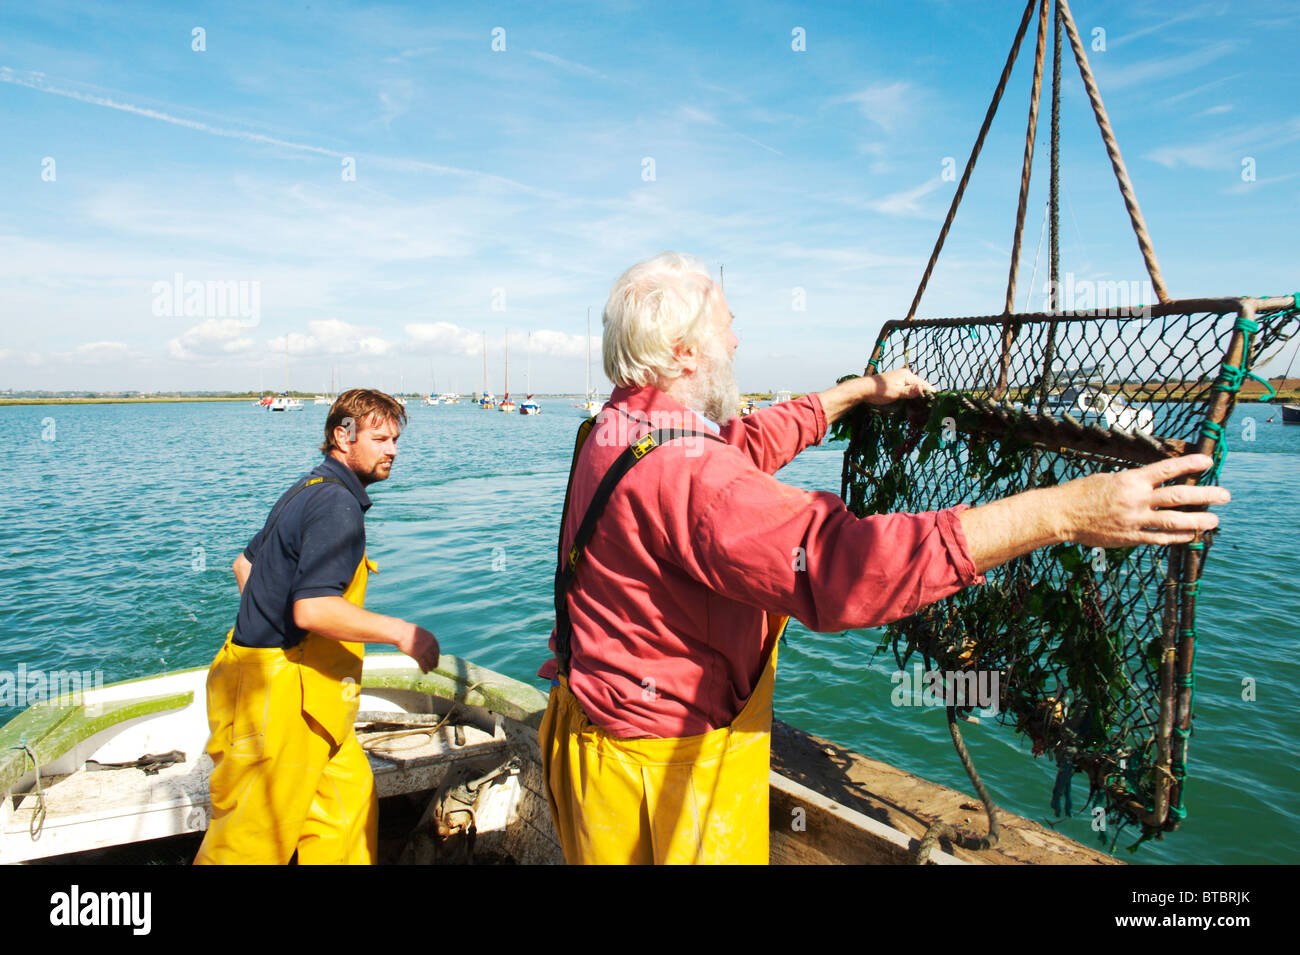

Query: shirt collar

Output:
[318, 455, 373, 511]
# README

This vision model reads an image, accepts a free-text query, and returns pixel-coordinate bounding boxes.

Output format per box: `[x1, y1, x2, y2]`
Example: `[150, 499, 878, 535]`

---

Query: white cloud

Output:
[404, 322, 594, 359]
[1146, 117, 1300, 170]
[167, 320, 257, 361]
[276, 319, 392, 358]
[528, 51, 604, 79]
[1094, 41, 1236, 91]
[836, 82, 918, 134]
[404, 321, 483, 356]
[865, 178, 945, 219]
[71, 341, 131, 364]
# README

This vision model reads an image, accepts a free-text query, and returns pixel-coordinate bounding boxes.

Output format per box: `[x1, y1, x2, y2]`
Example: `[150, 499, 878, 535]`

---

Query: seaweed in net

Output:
[835, 0, 1299, 853]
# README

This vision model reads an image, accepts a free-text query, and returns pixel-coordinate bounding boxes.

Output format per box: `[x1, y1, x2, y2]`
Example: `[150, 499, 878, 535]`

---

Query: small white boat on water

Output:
[519, 397, 541, 415]
[499, 335, 517, 412]
[1049, 385, 1154, 433]
[0, 655, 1117, 865]
[267, 394, 303, 412]
[575, 309, 602, 419]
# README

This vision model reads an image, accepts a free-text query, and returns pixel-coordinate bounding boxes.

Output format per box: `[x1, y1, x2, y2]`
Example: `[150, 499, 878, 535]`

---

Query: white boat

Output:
[479, 333, 495, 408]
[0, 654, 1116, 865]
[268, 394, 303, 412]
[1049, 385, 1154, 433]
[315, 368, 338, 405]
[519, 334, 541, 414]
[575, 307, 601, 418]
[498, 333, 516, 412]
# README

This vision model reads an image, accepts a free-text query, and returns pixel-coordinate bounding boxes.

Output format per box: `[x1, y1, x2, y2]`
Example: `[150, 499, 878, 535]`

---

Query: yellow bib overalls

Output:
[540, 616, 784, 865]
[194, 555, 378, 865]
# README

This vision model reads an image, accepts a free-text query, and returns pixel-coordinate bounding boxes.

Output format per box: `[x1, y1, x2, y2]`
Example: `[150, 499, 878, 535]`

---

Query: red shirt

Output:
[540, 384, 984, 739]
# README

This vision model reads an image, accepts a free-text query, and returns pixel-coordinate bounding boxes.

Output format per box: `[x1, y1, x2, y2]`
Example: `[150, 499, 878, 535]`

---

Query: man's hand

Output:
[818, 366, 935, 424]
[394, 624, 440, 674]
[960, 453, 1229, 574]
[1061, 454, 1229, 549]
[859, 367, 935, 406]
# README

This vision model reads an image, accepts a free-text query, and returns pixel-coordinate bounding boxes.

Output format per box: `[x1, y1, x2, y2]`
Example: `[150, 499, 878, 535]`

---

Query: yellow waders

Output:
[540, 620, 783, 865]
[194, 557, 379, 865]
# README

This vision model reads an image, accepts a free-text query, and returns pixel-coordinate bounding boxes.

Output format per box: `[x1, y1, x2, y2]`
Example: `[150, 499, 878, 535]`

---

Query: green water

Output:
[2, 399, 1296, 863]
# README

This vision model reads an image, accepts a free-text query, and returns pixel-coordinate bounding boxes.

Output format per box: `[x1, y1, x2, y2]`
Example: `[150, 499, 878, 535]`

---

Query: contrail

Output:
[0, 66, 545, 192]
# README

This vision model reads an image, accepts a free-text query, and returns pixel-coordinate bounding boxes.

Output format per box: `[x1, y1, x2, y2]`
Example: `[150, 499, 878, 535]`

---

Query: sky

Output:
[1, 0, 1297, 395]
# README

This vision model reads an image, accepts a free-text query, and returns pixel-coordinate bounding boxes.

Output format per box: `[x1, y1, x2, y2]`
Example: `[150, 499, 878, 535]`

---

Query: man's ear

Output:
[336, 415, 359, 446]
[672, 339, 699, 375]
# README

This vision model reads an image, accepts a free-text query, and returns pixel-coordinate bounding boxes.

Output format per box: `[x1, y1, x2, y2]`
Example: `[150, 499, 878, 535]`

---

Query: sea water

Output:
[1, 399, 1296, 864]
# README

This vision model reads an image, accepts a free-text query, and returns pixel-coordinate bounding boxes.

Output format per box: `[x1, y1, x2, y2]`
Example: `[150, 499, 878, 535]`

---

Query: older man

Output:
[195, 389, 440, 865]
[538, 251, 1227, 865]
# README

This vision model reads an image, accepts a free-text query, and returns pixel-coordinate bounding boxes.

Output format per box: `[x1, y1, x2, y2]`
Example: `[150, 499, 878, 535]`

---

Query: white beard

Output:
[698, 335, 740, 424]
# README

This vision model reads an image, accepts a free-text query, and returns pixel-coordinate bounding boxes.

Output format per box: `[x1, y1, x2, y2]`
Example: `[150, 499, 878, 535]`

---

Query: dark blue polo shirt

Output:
[232, 456, 372, 649]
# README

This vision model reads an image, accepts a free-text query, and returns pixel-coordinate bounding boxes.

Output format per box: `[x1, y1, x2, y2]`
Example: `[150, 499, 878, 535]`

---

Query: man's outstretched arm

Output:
[960, 454, 1228, 574]
[817, 368, 934, 424]
[293, 597, 440, 673]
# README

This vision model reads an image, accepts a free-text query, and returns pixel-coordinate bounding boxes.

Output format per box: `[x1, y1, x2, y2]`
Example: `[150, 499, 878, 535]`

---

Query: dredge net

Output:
[835, 297, 1298, 842]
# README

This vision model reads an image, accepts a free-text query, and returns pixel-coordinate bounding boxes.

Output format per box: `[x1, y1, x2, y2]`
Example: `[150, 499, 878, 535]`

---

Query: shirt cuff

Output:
[806, 392, 829, 442]
[938, 505, 985, 587]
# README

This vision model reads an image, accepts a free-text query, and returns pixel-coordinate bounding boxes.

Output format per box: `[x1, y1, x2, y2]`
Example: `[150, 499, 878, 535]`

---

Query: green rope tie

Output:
[1188, 541, 1205, 551]
[1209, 313, 1278, 400]
[1198, 420, 1227, 485]
[1213, 363, 1277, 400]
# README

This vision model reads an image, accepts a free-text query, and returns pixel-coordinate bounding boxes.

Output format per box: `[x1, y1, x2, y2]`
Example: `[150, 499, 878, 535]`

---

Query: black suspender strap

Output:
[553, 426, 725, 675]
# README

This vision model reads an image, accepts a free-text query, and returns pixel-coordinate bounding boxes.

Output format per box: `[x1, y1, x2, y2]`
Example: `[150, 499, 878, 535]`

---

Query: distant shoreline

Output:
[0, 392, 787, 407]
[4, 389, 1295, 407]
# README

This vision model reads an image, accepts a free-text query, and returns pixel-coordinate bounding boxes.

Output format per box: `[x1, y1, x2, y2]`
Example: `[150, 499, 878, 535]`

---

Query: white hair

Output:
[602, 251, 720, 388]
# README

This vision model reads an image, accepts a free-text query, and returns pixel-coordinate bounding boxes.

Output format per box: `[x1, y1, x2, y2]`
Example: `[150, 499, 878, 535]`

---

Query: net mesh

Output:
[836, 297, 1298, 841]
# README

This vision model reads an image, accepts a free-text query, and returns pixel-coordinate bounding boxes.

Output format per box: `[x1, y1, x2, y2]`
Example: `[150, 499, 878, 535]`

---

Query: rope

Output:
[996, 0, 1050, 399]
[1057, 0, 1169, 303]
[905, 0, 1039, 321]
[358, 680, 496, 748]
[1004, 0, 1051, 315]
[911, 707, 1000, 863]
[10, 742, 47, 840]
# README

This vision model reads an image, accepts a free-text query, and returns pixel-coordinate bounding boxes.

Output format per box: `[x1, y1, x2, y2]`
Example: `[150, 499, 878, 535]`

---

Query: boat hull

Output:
[1, 656, 1117, 865]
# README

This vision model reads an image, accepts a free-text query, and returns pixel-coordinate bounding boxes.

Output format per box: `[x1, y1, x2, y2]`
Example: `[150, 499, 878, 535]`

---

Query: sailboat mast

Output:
[585, 307, 591, 400]
[504, 332, 509, 399]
